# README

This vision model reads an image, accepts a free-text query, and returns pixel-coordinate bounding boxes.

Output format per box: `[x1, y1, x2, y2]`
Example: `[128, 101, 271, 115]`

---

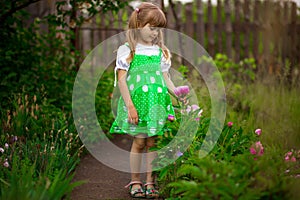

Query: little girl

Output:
[110, 2, 178, 198]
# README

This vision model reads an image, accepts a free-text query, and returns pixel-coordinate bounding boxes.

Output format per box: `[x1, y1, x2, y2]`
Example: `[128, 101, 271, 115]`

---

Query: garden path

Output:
[71, 135, 162, 200]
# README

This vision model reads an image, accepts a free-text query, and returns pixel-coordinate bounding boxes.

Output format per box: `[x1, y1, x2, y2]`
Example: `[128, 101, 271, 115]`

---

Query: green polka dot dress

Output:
[110, 43, 175, 137]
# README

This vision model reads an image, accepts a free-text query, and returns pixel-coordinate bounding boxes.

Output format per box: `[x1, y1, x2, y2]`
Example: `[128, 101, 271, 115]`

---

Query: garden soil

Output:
[71, 134, 164, 200]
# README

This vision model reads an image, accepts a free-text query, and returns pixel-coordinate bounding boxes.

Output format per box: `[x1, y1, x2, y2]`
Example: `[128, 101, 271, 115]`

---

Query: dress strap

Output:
[159, 48, 162, 57]
[113, 67, 118, 87]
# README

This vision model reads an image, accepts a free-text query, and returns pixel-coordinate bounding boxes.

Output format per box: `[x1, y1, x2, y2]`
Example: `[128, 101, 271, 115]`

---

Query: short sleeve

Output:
[115, 44, 131, 71]
[161, 54, 171, 72]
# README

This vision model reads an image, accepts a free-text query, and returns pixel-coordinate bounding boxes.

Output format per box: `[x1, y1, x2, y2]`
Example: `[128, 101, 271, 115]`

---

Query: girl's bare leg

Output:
[145, 137, 158, 188]
[130, 136, 146, 193]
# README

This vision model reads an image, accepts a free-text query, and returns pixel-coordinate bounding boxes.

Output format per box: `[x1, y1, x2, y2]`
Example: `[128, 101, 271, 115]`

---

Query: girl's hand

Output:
[128, 104, 139, 125]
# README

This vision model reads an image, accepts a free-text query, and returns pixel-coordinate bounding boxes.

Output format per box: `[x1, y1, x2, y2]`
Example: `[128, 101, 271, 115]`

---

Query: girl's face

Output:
[137, 23, 159, 46]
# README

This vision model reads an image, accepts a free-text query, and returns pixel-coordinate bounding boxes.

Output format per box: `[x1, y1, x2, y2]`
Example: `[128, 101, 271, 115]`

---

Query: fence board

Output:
[224, 0, 232, 59]
[207, 0, 215, 56]
[253, 0, 260, 63]
[243, 0, 250, 58]
[71, 0, 299, 75]
[185, 3, 194, 38]
[216, 0, 223, 53]
[234, 0, 241, 62]
[196, 0, 205, 46]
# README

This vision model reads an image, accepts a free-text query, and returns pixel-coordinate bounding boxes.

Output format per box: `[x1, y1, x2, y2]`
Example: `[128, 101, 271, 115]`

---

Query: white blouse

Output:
[113, 43, 171, 86]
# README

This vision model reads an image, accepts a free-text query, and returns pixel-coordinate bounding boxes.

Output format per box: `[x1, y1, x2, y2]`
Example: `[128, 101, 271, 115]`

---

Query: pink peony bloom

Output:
[291, 157, 297, 162]
[250, 147, 256, 155]
[191, 104, 200, 111]
[286, 151, 293, 157]
[255, 129, 262, 136]
[250, 141, 264, 157]
[255, 141, 264, 156]
[227, 122, 233, 127]
[174, 85, 190, 97]
[167, 114, 175, 122]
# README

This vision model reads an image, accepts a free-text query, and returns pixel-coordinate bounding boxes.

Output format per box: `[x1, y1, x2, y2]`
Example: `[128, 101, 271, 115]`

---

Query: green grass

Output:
[236, 79, 300, 150]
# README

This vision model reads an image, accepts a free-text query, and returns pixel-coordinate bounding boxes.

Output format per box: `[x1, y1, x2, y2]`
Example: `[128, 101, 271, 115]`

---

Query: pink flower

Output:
[227, 122, 233, 127]
[255, 141, 264, 156]
[291, 157, 297, 162]
[255, 129, 262, 136]
[250, 141, 264, 157]
[167, 114, 175, 122]
[286, 151, 293, 157]
[250, 147, 256, 155]
[4, 143, 9, 149]
[174, 85, 190, 97]
[3, 161, 9, 168]
[284, 151, 298, 162]
[184, 105, 203, 120]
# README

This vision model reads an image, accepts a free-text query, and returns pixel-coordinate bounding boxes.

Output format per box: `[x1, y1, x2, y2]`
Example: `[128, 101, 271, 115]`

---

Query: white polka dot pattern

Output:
[142, 85, 148, 92]
[129, 84, 134, 90]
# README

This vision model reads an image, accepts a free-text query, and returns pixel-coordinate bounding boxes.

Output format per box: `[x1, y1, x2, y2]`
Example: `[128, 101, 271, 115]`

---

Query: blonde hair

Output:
[126, 2, 171, 63]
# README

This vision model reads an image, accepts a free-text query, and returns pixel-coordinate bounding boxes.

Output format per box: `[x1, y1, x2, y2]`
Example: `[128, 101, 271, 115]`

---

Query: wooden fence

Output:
[77, 0, 300, 75]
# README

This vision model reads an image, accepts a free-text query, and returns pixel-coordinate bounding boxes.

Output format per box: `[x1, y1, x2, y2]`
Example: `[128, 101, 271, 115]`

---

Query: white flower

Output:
[4, 143, 8, 149]
[0, 147, 4, 153]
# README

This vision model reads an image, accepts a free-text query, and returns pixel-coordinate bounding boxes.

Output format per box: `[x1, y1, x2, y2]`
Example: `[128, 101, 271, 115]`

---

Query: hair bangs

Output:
[147, 9, 167, 28]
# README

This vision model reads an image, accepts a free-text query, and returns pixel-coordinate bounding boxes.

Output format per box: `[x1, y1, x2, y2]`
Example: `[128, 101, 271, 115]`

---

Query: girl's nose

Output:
[152, 31, 158, 37]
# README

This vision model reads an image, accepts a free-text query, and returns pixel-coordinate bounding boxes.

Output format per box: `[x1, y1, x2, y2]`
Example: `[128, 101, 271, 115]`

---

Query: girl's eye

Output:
[150, 27, 159, 31]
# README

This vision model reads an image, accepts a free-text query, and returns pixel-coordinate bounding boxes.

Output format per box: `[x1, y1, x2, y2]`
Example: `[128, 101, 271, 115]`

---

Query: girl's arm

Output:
[118, 69, 139, 125]
[163, 71, 189, 105]
[163, 72, 176, 94]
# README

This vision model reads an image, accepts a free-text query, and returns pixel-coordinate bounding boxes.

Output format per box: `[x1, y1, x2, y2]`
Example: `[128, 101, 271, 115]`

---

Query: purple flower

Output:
[176, 151, 183, 157]
[227, 122, 233, 127]
[185, 105, 202, 115]
[167, 114, 175, 122]
[255, 129, 262, 136]
[174, 85, 190, 97]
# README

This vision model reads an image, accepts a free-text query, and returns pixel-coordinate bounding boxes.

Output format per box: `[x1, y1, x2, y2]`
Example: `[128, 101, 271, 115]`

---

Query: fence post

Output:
[253, 0, 260, 66]
[234, 0, 241, 62]
[196, 0, 205, 46]
[216, 0, 223, 54]
[224, 0, 232, 59]
[243, 0, 250, 58]
[207, 0, 215, 56]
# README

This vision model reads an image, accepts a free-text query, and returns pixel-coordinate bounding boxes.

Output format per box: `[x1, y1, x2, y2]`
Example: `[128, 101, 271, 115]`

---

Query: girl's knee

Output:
[133, 138, 146, 150]
[146, 138, 156, 148]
